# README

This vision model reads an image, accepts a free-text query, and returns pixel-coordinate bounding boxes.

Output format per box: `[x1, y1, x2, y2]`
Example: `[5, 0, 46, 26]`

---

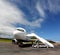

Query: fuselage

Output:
[13, 28, 27, 40]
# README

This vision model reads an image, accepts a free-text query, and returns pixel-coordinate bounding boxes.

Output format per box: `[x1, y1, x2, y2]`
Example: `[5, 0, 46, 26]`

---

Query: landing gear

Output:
[32, 40, 40, 48]
[18, 42, 23, 47]
[12, 39, 18, 44]
[32, 40, 50, 48]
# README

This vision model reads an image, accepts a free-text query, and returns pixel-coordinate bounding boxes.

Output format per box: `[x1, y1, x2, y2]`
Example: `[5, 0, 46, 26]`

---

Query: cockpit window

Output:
[17, 29, 24, 32]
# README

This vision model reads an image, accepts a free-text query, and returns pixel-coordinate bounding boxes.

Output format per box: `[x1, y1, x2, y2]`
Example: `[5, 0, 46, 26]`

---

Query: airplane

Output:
[12, 27, 54, 48]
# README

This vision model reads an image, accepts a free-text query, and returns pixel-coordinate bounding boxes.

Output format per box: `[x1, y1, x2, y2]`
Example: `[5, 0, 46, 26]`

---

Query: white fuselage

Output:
[13, 29, 27, 40]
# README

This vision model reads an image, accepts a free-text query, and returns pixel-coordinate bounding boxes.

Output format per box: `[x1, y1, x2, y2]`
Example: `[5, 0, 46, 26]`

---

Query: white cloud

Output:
[29, 18, 44, 27]
[48, 0, 60, 13]
[39, 0, 60, 14]
[0, 0, 24, 36]
[36, 2, 45, 17]
[0, 0, 45, 38]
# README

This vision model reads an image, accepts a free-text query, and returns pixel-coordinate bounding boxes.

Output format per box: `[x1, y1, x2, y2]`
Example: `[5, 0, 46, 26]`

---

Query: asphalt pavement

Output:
[0, 42, 60, 55]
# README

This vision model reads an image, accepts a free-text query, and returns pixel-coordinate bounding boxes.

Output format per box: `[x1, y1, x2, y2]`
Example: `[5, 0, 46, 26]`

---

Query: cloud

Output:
[39, 0, 60, 14]
[0, 0, 45, 38]
[0, 0, 26, 37]
[48, 0, 60, 13]
[36, 2, 45, 17]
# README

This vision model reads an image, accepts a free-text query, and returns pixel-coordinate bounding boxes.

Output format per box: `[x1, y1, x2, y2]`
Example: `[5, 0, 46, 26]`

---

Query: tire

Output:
[18, 42, 23, 47]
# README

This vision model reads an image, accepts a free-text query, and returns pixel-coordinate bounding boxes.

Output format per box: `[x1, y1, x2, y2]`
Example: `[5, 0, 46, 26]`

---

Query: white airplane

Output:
[12, 27, 54, 48]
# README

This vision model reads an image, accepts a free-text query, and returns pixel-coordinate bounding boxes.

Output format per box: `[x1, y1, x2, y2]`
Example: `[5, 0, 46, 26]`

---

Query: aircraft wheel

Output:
[18, 42, 23, 47]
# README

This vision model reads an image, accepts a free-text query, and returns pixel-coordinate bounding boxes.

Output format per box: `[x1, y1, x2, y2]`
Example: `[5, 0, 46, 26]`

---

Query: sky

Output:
[0, 0, 60, 41]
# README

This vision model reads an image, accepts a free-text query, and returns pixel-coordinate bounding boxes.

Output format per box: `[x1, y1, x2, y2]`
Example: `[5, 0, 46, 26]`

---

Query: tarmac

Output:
[0, 42, 60, 55]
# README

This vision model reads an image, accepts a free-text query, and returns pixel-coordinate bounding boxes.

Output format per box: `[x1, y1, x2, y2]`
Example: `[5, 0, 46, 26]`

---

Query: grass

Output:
[0, 38, 56, 44]
[0, 38, 12, 42]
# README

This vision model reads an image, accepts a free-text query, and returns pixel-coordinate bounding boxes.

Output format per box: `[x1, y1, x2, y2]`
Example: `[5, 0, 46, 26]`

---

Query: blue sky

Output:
[0, 0, 60, 41]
